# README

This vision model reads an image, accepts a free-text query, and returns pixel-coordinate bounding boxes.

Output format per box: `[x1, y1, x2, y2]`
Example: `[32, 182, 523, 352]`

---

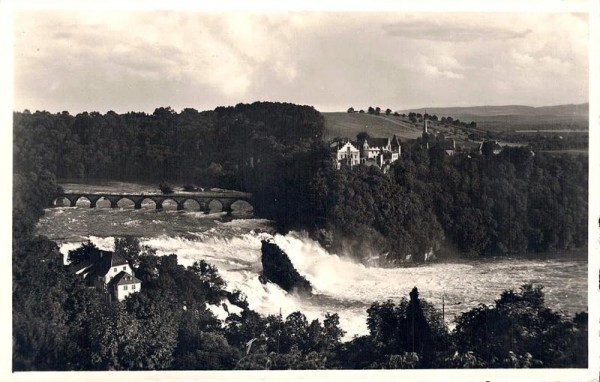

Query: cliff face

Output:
[260, 240, 312, 296]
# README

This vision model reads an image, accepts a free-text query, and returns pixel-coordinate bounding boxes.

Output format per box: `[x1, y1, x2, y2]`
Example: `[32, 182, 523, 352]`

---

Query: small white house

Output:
[109, 271, 142, 301]
[72, 249, 141, 302]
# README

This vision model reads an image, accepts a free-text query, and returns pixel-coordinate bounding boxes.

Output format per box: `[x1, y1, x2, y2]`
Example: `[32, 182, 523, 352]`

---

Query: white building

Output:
[332, 135, 401, 171]
[110, 272, 142, 301]
[73, 249, 141, 302]
[358, 135, 401, 168]
[332, 140, 361, 169]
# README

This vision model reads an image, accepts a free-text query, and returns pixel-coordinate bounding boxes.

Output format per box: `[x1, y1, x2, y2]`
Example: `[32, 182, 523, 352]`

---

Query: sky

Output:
[13, 11, 590, 113]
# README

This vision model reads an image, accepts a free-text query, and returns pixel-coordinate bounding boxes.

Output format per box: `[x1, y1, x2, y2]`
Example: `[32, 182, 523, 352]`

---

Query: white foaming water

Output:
[54, 214, 587, 340]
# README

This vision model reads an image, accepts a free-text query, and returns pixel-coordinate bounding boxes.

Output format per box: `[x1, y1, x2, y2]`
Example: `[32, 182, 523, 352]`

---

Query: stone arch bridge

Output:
[51, 191, 252, 215]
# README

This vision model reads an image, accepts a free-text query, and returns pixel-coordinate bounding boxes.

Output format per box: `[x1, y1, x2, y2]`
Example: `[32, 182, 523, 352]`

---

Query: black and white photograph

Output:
[2, 1, 598, 380]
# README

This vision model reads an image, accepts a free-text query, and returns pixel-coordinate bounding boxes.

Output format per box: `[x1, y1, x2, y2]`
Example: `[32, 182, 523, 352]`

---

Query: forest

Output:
[309, 137, 587, 262]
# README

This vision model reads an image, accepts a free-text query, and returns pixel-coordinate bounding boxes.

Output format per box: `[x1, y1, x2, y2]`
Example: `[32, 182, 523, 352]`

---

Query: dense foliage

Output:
[338, 285, 587, 369]
[415, 143, 588, 256]
[315, 164, 443, 262]
[453, 284, 588, 368]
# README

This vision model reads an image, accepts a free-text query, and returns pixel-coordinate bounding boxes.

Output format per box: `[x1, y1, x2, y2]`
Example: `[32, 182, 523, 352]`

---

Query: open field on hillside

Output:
[323, 112, 422, 141]
[401, 104, 589, 133]
[467, 115, 588, 133]
[323, 108, 589, 156]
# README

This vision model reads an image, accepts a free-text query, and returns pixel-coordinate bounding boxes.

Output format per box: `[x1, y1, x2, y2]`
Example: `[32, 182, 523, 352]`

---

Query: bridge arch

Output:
[51, 196, 72, 207]
[94, 197, 112, 209]
[160, 198, 179, 211]
[73, 195, 91, 207]
[206, 199, 224, 213]
[230, 199, 254, 214]
[182, 198, 201, 211]
[139, 197, 157, 210]
[116, 197, 135, 209]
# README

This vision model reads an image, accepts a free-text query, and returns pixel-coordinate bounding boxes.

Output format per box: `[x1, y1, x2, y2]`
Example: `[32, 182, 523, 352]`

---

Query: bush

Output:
[159, 182, 174, 194]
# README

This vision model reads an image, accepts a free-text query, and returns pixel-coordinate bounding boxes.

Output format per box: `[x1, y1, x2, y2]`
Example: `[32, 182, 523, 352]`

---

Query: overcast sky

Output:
[13, 11, 589, 113]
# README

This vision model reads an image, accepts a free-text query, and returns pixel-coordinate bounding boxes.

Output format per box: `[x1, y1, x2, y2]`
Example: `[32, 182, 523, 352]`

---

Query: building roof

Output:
[72, 260, 93, 275]
[363, 137, 390, 148]
[98, 251, 126, 276]
[331, 140, 359, 152]
[109, 271, 141, 286]
[79, 250, 129, 279]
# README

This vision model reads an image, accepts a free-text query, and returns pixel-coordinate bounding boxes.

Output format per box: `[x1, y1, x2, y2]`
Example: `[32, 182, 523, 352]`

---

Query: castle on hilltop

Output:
[332, 132, 401, 172]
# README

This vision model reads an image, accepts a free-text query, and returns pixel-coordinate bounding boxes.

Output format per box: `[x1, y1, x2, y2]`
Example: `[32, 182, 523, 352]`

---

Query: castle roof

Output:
[364, 137, 390, 148]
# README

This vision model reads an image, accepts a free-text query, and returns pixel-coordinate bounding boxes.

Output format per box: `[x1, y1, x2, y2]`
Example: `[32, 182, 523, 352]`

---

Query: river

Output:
[35, 180, 588, 339]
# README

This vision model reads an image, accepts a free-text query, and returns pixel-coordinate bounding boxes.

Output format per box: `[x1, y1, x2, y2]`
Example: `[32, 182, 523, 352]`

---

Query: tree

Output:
[453, 284, 586, 367]
[385, 108, 392, 115]
[347, 107, 355, 113]
[159, 182, 174, 194]
[356, 131, 370, 142]
[323, 313, 345, 349]
[367, 106, 375, 114]
[67, 240, 98, 265]
[363, 287, 449, 368]
[87, 303, 142, 370]
[114, 236, 147, 270]
[189, 260, 227, 296]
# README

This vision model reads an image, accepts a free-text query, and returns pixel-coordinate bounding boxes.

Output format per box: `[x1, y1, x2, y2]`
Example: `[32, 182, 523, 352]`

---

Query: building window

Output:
[124, 285, 128, 291]
[123, 266, 126, 270]
[113, 267, 117, 272]
[132, 285, 136, 290]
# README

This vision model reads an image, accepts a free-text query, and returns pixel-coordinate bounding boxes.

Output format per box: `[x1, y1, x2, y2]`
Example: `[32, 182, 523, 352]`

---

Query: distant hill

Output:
[399, 103, 589, 132]
[401, 103, 588, 118]
[322, 112, 422, 141]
